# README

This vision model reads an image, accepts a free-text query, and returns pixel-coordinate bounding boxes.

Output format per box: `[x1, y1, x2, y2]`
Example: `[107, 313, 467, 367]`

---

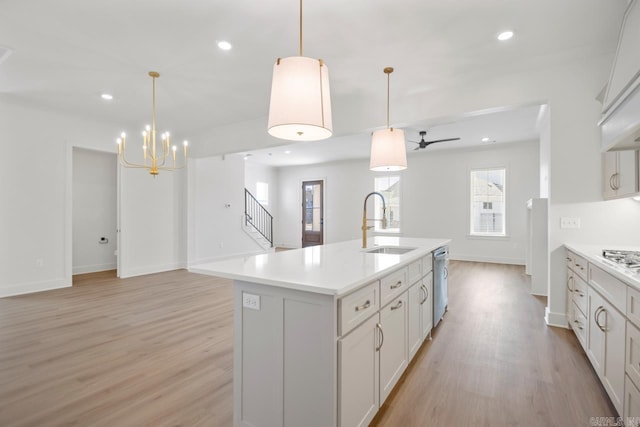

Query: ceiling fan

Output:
[409, 130, 460, 150]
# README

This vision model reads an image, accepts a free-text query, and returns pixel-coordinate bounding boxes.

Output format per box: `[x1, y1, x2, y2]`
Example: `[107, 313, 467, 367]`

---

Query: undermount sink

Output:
[365, 246, 417, 255]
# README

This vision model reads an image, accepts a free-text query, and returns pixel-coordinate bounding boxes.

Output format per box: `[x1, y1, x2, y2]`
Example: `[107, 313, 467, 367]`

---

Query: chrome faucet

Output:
[362, 192, 388, 248]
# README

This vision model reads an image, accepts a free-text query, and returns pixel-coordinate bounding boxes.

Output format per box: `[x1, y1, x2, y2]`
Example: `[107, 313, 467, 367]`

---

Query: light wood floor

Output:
[0, 262, 615, 426]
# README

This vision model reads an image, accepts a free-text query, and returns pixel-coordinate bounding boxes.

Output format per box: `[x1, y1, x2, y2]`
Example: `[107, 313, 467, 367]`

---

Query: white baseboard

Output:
[72, 262, 116, 275]
[545, 307, 569, 329]
[450, 254, 525, 265]
[274, 243, 301, 249]
[188, 249, 272, 267]
[0, 277, 70, 298]
[119, 261, 187, 279]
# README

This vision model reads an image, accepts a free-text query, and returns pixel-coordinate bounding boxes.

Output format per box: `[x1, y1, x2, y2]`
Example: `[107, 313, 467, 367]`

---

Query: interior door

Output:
[302, 180, 323, 247]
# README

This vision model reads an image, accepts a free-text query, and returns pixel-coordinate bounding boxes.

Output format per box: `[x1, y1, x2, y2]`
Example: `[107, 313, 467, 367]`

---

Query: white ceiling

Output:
[0, 0, 628, 162]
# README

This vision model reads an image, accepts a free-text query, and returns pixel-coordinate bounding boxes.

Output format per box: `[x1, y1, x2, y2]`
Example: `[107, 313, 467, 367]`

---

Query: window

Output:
[374, 175, 400, 232]
[256, 182, 268, 205]
[470, 168, 505, 236]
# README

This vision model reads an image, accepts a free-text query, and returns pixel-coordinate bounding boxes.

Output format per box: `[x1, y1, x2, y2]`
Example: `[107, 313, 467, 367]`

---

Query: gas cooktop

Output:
[602, 249, 640, 274]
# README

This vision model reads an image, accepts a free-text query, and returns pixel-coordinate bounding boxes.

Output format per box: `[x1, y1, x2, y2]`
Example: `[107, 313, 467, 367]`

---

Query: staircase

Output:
[244, 188, 273, 250]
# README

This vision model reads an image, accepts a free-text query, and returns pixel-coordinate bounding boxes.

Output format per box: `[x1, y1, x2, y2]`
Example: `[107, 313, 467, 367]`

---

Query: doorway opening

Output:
[301, 180, 324, 247]
[71, 148, 118, 283]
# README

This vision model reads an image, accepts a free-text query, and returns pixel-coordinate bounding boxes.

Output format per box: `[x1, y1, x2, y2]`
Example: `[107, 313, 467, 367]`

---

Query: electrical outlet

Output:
[560, 217, 581, 229]
[242, 293, 260, 310]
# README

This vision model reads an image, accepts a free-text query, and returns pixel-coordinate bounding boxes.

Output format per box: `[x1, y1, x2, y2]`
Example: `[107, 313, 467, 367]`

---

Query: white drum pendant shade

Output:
[268, 56, 333, 141]
[370, 128, 407, 171]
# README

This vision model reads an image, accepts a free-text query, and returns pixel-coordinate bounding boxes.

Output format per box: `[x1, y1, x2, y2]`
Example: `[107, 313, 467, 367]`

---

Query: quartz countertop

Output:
[190, 236, 451, 296]
[564, 243, 640, 290]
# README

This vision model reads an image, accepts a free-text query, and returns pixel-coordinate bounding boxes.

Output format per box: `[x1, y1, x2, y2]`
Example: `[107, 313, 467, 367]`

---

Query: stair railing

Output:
[244, 188, 273, 248]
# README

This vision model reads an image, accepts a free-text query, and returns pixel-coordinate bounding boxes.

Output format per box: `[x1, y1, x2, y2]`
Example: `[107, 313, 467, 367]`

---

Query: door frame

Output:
[65, 143, 120, 286]
[300, 178, 326, 247]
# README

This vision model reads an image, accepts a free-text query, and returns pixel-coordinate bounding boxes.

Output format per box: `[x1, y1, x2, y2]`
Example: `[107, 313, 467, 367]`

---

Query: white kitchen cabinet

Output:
[567, 268, 575, 328]
[408, 276, 434, 360]
[338, 314, 380, 427]
[626, 375, 640, 426]
[627, 321, 640, 392]
[420, 275, 433, 341]
[379, 293, 409, 405]
[602, 150, 639, 200]
[587, 287, 626, 415]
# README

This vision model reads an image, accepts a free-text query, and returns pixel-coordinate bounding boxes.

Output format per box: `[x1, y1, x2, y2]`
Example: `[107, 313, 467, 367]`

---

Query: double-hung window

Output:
[470, 168, 506, 236]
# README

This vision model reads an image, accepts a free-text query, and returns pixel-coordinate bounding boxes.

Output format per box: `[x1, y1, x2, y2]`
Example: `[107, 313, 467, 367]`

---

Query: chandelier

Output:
[370, 67, 407, 171]
[267, 0, 332, 141]
[116, 71, 188, 176]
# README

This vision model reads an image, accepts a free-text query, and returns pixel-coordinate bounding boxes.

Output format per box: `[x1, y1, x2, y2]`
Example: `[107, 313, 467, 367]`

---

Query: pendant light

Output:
[369, 67, 407, 171]
[267, 0, 332, 141]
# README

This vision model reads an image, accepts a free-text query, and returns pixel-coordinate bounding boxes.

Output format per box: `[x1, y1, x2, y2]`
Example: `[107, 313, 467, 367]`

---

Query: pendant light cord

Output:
[299, 0, 303, 56]
[386, 71, 390, 128]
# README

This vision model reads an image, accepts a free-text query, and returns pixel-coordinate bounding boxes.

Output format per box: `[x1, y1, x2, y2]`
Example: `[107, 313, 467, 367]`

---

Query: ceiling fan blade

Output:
[408, 140, 421, 144]
[414, 146, 420, 151]
[426, 137, 461, 145]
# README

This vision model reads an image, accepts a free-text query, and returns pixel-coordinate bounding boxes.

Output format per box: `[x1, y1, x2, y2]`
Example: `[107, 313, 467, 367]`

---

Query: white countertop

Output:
[190, 236, 451, 296]
[564, 243, 640, 290]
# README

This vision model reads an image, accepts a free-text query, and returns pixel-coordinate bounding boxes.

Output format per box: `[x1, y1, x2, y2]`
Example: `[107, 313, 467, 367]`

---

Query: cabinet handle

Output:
[390, 281, 402, 289]
[420, 285, 428, 305]
[566, 257, 571, 261]
[614, 172, 620, 190]
[376, 323, 384, 352]
[391, 300, 403, 311]
[355, 300, 371, 312]
[444, 267, 448, 279]
[566, 276, 573, 293]
[576, 291, 584, 298]
[594, 306, 607, 332]
[609, 174, 615, 191]
[573, 320, 584, 330]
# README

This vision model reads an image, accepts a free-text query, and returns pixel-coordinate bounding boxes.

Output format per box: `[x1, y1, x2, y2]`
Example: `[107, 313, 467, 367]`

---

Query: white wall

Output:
[0, 100, 188, 296]
[276, 140, 539, 264]
[245, 161, 279, 220]
[72, 148, 117, 274]
[188, 155, 262, 265]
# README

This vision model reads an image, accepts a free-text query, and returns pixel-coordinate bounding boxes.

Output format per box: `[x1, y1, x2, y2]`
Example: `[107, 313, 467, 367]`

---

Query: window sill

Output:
[466, 234, 510, 241]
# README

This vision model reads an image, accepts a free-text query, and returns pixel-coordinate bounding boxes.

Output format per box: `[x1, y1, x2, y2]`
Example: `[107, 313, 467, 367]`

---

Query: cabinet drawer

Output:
[628, 286, 640, 329]
[572, 274, 588, 316]
[380, 268, 407, 308]
[338, 281, 379, 336]
[566, 250, 575, 269]
[422, 254, 433, 275]
[570, 252, 588, 280]
[589, 264, 627, 313]
[407, 259, 422, 286]
[628, 321, 640, 391]
[572, 301, 587, 350]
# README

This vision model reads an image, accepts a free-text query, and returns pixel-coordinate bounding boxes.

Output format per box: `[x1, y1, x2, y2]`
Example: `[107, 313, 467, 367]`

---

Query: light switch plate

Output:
[242, 292, 260, 310]
[560, 217, 581, 229]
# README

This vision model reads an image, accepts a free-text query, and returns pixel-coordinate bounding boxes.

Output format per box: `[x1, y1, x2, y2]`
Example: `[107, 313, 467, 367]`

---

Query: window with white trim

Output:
[374, 175, 400, 232]
[470, 168, 506, 236]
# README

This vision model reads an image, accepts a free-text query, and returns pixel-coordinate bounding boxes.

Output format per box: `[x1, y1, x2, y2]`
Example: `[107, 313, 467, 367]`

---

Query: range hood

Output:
[599, 0, 640, 152]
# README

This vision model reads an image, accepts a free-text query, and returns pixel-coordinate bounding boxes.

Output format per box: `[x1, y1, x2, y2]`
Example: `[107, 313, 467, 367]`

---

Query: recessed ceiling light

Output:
[284, 150, 291, 154]
[497, 31, 514, 41]
[243, 154, 252, 160]
[217, 41, 232, 51]
[481, 137, 490, 142]
[101, 93, 113, 100]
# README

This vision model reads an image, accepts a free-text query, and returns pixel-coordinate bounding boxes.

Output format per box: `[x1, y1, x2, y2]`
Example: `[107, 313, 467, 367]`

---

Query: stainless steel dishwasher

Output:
[433, 246, 449, 328]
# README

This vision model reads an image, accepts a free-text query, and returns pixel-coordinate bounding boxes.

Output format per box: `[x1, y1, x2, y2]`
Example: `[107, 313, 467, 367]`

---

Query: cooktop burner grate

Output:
[602, 249, 640, 273]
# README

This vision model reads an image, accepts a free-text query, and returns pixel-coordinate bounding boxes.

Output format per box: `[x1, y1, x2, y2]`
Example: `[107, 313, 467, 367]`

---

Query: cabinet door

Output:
[379, 294, 408, 405]
[601, 300, 625, 415]
[587, 289, 605, 373]
[338, 315, 379, 427]
[625, 375, 640, 425]
[617, 150, 638, 196]
[421, 275, 433, 340]
[603, 151, 618, 199]
[407, 283, 422, 360]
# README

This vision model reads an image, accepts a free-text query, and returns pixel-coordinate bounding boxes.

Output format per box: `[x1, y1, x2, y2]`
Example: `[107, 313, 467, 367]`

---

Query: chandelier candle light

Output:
[116, 71, 188, 176]
[267, 0, 332, 141]
[369, 67, 407, 171]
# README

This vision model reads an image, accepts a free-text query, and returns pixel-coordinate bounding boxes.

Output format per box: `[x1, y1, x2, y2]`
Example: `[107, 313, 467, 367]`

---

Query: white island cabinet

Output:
[191, 236, 450, 427]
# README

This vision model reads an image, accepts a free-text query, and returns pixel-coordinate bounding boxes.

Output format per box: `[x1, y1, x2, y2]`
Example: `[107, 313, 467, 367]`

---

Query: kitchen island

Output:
[191, 236, 450, 427]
